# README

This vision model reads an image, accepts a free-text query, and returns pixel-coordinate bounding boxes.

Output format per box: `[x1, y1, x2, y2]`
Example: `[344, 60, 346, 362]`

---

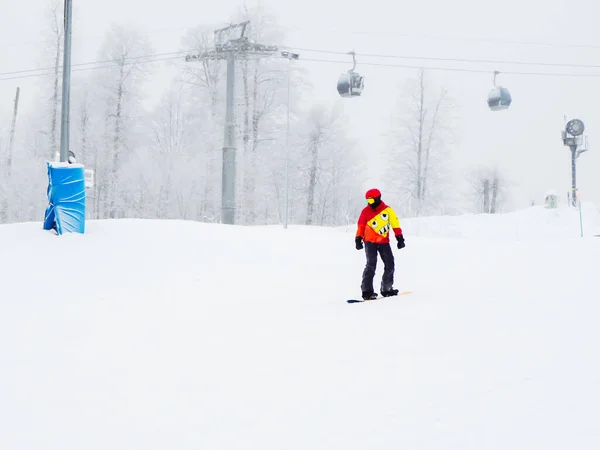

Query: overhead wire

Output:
[0, 50, 189, 76]
[0, 56, 185, 81]
[298, 57, 600, 77]
[4, 42, 600, 82]
[0, 24, 224, 82]
[281, 46, 600, 70]
[0, 53, 187, 81]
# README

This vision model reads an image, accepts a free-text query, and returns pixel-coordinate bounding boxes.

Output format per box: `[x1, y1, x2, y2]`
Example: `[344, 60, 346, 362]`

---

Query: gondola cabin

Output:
[487, 86, 512, 111]
[337, 72, 364, 98]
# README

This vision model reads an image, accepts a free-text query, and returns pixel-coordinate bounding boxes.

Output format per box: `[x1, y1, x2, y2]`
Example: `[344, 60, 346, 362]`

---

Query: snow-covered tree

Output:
[469, 166, 508, 214]
[1, 6, 357, 227]
[178, 25, 229, 221]
[230, 5, 290, 224]
[384, 69, 454, 217]
[294, 103, 361, 226]
[142, 84, 218, 220]
[88, 23, 154, 218]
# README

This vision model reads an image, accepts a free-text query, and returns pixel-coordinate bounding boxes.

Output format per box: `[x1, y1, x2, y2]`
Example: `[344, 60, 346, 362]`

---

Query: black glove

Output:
[355, 236, 364, 250]
[396, 235, 405, 249]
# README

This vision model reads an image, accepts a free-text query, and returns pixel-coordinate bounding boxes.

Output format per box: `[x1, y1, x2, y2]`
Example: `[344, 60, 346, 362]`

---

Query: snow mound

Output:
[399, 203, 600, 240]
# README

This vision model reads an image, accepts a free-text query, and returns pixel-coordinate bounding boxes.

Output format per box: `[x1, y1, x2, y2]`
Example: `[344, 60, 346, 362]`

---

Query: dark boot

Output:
[381, 289, 399, 297]
[362, 291, 378, 300]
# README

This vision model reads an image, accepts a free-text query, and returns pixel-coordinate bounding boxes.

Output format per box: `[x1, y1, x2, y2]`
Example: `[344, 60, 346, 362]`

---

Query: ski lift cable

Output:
[299, 57, 600, 77]
[4, 46, 600, 82]
[0, 33, 226, 77]
[0, 50, 192, 76]
[0, 55, 186, 81]
[6, 40, 600, 78]
[280, 46, 600, 70]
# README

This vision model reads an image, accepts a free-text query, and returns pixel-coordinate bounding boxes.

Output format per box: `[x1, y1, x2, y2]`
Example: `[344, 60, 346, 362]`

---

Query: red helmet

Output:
[365, 188, 381, 199]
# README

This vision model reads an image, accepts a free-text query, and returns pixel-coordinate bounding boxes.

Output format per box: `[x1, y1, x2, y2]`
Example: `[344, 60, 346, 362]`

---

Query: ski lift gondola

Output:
[487, 71, 512, 111]
[337, 51, 364, 98]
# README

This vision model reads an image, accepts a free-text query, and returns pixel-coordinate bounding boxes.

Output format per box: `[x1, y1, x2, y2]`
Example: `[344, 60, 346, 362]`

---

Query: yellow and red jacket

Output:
[356, 201, 403, 244]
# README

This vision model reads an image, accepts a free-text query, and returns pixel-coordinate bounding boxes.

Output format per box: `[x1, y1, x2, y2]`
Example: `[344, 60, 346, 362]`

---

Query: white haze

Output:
[1, 0, 600, 224]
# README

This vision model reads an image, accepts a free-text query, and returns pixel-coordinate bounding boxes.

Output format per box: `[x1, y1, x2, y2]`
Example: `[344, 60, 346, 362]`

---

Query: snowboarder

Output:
[355, 188, 405, 300]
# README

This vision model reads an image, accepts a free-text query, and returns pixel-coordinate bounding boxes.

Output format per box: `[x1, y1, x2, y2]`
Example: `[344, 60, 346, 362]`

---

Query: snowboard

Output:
[347, 291, 413, 303]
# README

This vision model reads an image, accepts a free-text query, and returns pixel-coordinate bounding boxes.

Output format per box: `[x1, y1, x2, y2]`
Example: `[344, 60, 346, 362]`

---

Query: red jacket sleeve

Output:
[356, 208, 368, 238]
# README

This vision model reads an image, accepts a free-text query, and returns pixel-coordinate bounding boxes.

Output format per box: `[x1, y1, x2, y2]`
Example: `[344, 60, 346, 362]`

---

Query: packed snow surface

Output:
[1, 204, 599, 449]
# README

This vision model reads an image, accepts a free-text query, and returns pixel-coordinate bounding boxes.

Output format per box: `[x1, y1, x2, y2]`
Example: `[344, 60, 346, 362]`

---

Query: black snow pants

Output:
[361, 241, 395, 294]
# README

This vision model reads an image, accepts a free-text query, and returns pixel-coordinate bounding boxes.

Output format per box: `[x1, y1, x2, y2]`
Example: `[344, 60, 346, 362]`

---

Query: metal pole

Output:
[578, 195, 584, 237]
[284, 58, 291, 229]
[570, 145, 577, 207]
[7, 87, 20, 175]
[222, 52, 236, 224]
[59, 0, 73, 163]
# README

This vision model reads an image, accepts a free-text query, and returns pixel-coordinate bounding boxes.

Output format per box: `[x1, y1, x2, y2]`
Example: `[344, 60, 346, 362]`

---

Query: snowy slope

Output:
[1, 208, 599, 450]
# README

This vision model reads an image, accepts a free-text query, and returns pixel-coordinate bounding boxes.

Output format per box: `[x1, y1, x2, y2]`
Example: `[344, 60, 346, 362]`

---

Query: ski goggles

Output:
[366, 198, 375, 204]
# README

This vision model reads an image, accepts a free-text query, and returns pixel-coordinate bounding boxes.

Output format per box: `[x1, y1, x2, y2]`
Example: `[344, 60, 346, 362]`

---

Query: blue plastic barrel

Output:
[43, 162, 86, 234]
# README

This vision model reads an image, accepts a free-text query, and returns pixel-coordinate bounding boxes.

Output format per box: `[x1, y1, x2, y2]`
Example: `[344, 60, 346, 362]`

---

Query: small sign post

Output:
[84, 169, 94, 189]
